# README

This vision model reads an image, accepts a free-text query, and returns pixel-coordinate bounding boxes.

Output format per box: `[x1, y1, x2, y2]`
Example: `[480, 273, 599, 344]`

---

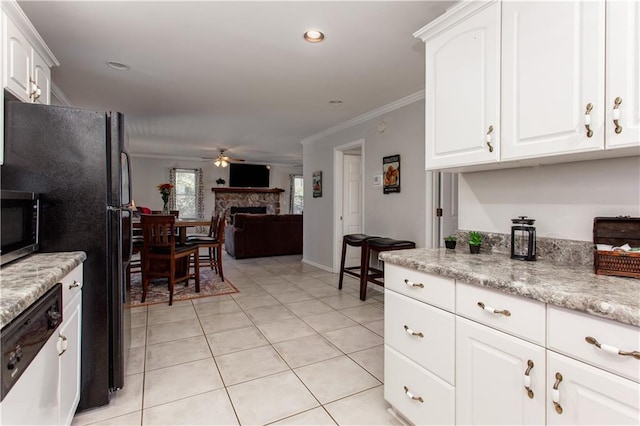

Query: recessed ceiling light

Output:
[329, 100, 343, 105]
[106, 60, 130, 71]
[304, 30, 325, 43]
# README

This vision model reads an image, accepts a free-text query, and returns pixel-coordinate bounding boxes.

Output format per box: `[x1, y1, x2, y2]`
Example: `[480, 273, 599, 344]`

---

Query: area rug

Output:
[127, 268, 239, 307]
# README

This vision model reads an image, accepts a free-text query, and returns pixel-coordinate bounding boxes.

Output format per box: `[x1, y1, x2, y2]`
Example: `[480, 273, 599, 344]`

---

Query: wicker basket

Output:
[593, 217, 640, 279]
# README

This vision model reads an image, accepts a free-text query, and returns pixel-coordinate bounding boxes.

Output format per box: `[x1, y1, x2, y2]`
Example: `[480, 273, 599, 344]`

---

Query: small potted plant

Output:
[468, 231, 482, 254]
[216, 177, 226, 186]
[444, 235, 457, 250]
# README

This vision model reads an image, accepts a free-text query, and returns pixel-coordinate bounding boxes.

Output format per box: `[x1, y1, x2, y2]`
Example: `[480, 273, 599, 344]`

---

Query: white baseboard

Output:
[301, 257, 336, 273]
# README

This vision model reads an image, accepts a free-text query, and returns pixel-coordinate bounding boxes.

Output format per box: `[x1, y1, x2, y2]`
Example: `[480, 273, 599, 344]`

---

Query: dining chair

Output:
[186, 212, 225, 280]
[151, 210, 179, 218]
[140, 214, 200, 305]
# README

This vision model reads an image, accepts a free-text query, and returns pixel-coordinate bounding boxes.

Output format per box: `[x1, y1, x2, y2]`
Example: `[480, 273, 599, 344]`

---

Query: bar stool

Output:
[338, 234, 379, 291]
[360, 237, 416, 300]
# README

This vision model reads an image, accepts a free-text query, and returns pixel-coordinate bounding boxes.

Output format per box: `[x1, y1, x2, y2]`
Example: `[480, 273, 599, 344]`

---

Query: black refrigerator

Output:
[1, 99, 133, 411]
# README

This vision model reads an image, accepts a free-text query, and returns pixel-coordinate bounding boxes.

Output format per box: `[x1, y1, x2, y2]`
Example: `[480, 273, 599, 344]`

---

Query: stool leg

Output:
[360, 243, 370, 301]
[338, 238, 348, 290]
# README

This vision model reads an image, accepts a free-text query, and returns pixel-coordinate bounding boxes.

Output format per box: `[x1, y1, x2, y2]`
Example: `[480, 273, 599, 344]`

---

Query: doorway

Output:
[333, 139, 365, 272]
[429, 171, 459, 247]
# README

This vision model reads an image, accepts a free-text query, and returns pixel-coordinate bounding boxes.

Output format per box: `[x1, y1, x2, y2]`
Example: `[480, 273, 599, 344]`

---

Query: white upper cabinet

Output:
[416, 0, 639, 172]
[2, 0, 58, 104]
[417, 1, 500, 170]
[605, 0, 640, 149]
[501, 1, 605, 160]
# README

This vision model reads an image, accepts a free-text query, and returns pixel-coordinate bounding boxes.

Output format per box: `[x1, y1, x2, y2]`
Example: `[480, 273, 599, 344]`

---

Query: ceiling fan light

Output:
[221, 160, 229, 168]
[214, 159, 221, 167]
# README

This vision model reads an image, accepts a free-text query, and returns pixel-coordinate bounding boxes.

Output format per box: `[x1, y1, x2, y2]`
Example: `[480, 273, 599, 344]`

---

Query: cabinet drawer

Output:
[456, 281, 546, 345]
[60, 265, 83, 310]
[385, 290, 455, 385]
[384, 345, 455, 426]
[385, 264, 455, 312]
[548, 306, 640, 383]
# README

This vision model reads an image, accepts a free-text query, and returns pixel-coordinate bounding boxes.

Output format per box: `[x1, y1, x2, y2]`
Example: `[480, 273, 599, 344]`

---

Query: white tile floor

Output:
[72, 254, 403, 426]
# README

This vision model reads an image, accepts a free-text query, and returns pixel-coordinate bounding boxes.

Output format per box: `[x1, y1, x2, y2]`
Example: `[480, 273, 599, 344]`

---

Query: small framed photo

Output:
[312, 171, 322, 198]
[383, 155, 400, 194]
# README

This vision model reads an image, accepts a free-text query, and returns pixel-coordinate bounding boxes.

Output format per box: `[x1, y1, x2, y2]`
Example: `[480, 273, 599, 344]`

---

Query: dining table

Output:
[132, 218, 211, 244]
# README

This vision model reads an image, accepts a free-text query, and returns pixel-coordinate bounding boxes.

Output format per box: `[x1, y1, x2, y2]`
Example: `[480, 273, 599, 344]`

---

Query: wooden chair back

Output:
[141, 214, 176, 250]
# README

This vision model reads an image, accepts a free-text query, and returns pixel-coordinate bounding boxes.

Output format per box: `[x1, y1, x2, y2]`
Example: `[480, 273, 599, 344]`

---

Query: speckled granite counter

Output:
[380, 248, 640, 327]
[0, 252, 86, 329]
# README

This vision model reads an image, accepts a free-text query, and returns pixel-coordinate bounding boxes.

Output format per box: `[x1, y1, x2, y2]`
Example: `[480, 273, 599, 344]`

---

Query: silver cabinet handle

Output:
[69, 280, 81, 289]
[523, 359, 534, 399]
[403, 386, 424, 403]
[612, 97, 623, 134]
[477, 301, 511, 317]
[486, 125, 494, 152]
[585, 336, 640, 359]
[552, 372, 563, 414]
[584, 103, 594, 137]
[403, 325, 424, 338]
[403, 279, 424, 288]
[57, 334, 68, 356]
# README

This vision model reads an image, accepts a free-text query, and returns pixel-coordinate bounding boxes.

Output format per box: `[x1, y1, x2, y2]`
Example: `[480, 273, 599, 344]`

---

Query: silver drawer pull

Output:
[403, 279, 424, 288]
[477, 301, 511, 317]
[523, 359, 534, 399]
[403, 386, 424, 403]
[403, 325, 424, 338]
[585, 336, 640, 360]
[69, 281, 81, 289]
[552, 372, 563, 414]
[57, 334, 68, 356]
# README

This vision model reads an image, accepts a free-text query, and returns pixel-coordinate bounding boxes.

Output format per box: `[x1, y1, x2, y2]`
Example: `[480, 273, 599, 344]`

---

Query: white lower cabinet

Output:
[384, 263, 640, 425]
[456, 316, 546, 425]
[385, 346, 455, 425]
[547, 351, 640, 425]
[58, 291, 82, 425]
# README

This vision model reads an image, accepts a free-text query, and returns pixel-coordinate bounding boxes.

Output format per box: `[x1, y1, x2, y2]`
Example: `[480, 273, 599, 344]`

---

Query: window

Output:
[291, 175, 303, 214]
[174, 169, 197, 219]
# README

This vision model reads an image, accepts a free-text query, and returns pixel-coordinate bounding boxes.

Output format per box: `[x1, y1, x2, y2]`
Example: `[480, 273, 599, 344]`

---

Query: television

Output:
[229, 163, 270, 188]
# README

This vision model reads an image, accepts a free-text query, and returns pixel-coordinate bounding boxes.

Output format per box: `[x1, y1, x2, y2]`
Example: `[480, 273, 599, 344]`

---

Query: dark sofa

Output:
[224, 214, 303, 259]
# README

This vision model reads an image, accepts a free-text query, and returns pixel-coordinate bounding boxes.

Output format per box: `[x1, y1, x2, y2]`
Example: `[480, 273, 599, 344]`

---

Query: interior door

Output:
[342, 154, 363, 265]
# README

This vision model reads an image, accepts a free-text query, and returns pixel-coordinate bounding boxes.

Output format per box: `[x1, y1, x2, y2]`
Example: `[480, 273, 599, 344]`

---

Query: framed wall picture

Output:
[312, 171, 322, 198]
[383, 155, 400, 194]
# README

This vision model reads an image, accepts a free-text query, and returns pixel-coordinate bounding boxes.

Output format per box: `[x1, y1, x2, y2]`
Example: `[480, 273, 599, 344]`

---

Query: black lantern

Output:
[511, 216, 536, 261]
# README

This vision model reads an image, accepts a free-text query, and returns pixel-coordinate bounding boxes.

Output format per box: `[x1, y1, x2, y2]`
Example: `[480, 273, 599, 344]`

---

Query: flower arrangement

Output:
[157, 183, 174, 214]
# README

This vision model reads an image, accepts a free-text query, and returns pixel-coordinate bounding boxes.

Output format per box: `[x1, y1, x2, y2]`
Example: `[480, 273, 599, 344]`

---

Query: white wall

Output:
[303, 101, 426, 270]
[458, 156, 640, 241]
[130, 155, 301, 216]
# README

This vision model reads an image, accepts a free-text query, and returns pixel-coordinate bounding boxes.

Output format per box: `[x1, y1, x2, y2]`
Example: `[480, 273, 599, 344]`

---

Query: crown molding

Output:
[300, 90, 425, 146]
[51, 83, 72, 106]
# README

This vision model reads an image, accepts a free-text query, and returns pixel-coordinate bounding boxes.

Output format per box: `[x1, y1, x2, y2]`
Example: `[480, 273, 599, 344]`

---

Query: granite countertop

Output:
[0, 252, 86, 329]
[380, 248, 640, 327]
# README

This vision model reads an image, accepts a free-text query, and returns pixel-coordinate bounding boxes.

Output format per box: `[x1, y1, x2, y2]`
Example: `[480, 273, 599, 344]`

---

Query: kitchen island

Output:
[380, 248, 639, 425]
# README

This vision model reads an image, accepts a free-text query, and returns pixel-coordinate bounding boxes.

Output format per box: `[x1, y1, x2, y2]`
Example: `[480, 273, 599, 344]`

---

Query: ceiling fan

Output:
[203, 149, 245, 167]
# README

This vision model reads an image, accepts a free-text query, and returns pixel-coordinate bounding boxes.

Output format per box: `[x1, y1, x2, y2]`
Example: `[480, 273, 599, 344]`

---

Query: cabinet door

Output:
[58, 294, 82, 426]
[32, 49, 50, 105]
[502, 1, 605, 160]
[456, 317, 546, 425]
[547, 351, 640, 425]
[4, 15, 31, 102]
[605, 0, 640, 149]
[423, 1, 500, 170]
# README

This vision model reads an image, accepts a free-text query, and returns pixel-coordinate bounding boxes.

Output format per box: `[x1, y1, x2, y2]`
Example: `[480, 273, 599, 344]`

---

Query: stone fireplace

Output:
[212, 187, 285, 222]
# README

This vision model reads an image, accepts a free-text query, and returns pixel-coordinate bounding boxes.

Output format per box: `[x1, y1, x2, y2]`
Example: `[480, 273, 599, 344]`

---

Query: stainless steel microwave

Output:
[1, 190, 40, 266]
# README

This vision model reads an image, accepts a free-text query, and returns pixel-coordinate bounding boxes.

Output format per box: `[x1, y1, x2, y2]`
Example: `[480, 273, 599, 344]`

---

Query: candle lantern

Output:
[511, 216, 537, 261]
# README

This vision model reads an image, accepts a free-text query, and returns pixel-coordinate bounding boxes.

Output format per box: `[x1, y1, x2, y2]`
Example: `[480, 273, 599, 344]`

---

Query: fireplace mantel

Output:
[211, 187, 284, 194]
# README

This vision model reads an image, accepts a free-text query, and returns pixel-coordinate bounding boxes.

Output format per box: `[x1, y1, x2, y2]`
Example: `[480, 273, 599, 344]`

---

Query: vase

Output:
[469, 244, 481, 254]
[162, 201, 170, 215]
[445, 240, 457, 250]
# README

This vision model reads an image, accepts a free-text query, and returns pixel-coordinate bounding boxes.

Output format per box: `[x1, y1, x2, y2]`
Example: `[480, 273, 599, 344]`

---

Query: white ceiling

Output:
[19, 1, 453, 165]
